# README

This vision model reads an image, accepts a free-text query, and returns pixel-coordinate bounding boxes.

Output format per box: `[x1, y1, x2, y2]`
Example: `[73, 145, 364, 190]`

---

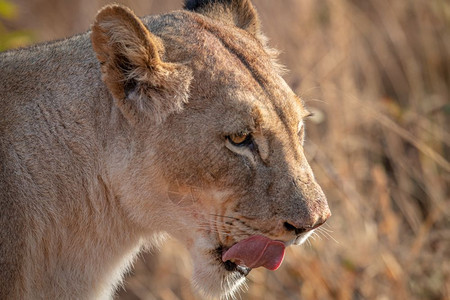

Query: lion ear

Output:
[184, 0, 260, 38]
[91, 5, 192, 124]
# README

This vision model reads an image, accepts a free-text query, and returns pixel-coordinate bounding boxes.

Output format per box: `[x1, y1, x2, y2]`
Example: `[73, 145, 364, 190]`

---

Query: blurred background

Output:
[1, 0, 449, 299]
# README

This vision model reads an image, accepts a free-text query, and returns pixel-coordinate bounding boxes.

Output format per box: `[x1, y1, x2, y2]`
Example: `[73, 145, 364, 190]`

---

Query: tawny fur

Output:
[0, 1, 330, 299]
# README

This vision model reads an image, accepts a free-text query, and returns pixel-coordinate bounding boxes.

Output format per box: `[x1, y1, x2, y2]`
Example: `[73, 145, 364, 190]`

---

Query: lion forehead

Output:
[150, 11, 282, 86]
[151, 12, 307, 132]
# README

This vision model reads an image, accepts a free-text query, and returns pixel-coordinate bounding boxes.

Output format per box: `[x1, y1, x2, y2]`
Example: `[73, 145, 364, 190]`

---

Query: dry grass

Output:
[4, 0, 450, 299]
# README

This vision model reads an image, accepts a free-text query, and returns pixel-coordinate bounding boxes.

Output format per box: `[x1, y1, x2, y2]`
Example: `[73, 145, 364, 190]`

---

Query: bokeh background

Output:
[1, 0, 449, 299]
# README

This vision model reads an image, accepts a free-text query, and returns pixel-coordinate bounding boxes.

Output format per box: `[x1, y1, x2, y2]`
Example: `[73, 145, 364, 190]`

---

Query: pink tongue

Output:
[222, 235, 285, 270]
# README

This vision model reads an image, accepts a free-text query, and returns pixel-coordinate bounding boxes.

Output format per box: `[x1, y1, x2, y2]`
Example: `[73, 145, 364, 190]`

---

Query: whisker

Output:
[317, 228, 340, 244]
[315, 228, 327, 238]
[191, 225, 250, 237]
[324, 223, 334, 230]
[318, 226, 334, 233]
[210, 214, 241, 221]
[312, 231, 323, 241]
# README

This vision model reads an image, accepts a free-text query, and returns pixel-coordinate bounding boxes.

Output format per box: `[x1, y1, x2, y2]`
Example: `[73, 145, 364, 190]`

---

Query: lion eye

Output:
[227, 133, 252, 146]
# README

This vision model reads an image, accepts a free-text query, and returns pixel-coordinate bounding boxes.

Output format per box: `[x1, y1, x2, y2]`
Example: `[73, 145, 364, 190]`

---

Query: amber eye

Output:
[227, 133, 252, 146]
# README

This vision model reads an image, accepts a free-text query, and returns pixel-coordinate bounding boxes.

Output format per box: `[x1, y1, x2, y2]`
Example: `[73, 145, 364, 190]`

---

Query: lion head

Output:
[91, 0, 330, 298]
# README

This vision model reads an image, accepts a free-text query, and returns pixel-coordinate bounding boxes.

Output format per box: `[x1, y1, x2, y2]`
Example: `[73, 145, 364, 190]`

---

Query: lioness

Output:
[0, 0, 331, 299]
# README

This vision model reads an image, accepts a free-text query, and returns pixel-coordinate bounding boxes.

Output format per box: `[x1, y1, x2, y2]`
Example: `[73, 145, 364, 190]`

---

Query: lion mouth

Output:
[223, 259, 252, 276]
[219, 235, 286, 276]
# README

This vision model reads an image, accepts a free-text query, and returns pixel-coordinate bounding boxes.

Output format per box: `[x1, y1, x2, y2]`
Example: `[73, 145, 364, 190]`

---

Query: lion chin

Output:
[189, 238, 248, 299]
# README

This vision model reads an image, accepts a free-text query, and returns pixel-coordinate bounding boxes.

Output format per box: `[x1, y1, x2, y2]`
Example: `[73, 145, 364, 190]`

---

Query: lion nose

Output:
[283, 212, 330, 235]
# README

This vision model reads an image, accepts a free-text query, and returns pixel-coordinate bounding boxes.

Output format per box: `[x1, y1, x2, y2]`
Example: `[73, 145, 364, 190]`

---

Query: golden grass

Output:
[5, 0, 449, 299]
